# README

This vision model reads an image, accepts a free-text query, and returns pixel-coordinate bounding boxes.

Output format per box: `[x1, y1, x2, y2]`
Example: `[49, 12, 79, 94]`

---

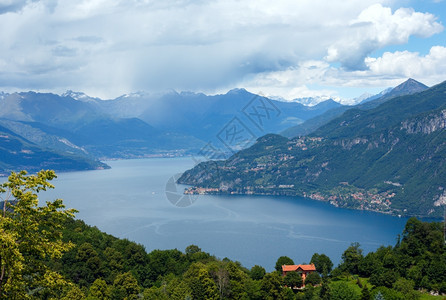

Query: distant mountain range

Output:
[178, 79, 446, 218]
[281, 78, 428, 138]
[0, 88, 342, 173]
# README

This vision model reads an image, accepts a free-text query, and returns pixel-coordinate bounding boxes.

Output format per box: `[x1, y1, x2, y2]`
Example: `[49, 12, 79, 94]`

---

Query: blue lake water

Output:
[25, 158, 409, 271]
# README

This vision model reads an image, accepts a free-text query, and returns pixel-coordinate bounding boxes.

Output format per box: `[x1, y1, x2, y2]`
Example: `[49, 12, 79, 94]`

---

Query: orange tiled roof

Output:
[282, 265, 299, 272]
[282, 264, 316, 272]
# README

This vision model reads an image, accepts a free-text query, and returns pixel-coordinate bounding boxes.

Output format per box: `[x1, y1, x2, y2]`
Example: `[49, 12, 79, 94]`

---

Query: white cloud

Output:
[239, 45, 446, 101]
[0, 0, 444, 99]
[325, 4, 443, 70]
[237, 60, 339, 100]
[366, 46, 446, 83]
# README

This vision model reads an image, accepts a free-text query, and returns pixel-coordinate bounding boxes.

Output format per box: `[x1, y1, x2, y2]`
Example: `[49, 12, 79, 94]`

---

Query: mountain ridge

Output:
[178, 80, 446, 218]
[0, 88, 342, 172]
[0, 79, 434, 174]
[0, 123, 108, 175]
[281, 78, 429, 138]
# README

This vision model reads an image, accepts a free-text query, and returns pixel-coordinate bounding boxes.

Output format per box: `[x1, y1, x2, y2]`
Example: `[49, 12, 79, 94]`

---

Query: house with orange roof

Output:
[282, 264, 316, 286]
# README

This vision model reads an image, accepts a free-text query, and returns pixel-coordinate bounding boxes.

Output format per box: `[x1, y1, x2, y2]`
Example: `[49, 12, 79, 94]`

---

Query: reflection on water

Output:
[34, 157, 408, 271]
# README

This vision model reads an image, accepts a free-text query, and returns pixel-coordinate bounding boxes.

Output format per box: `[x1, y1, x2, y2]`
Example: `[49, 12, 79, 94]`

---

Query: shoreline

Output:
[183, 185, 442, 220]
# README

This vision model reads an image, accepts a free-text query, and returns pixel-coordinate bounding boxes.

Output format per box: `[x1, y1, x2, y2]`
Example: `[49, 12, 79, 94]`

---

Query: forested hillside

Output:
[1, 170, 446, 299]
[179, 81, 446, 218]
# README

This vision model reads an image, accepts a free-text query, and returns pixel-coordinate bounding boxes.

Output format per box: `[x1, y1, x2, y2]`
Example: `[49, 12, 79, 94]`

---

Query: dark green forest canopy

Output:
[53, 216, 446, 299]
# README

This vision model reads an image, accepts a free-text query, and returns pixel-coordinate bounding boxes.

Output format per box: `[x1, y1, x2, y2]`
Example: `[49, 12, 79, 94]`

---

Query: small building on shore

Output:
[282, 264, 316, 283]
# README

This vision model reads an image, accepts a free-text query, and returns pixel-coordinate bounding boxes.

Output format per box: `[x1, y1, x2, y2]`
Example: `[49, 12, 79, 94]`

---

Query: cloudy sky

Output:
[0, 0, 445, 100]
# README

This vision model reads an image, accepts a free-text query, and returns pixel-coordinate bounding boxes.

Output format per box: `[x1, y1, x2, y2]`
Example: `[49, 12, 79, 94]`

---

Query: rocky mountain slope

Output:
[178, 80, 446, 218]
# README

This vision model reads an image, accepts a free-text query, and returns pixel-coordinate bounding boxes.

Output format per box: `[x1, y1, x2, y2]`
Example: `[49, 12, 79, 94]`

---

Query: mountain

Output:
[281, 105, 353, 138]
[0, 119, 89, 158]
[1, 82, 424, 174]
[0, 88, 341, 171]
[0, 92, 105, 129]
[0, 92, 204, 174]
[0, 92, 204, 172]
[357, 88, 392, 104]
[281, 79, 428, 138]
[61, 90, 102, 103]
[178, 80, 446, 218]
[358, 78, 428, 110]
[96, 88, 344, 143]
[289, 96, 339, 106]
[0, 123, 108, 175]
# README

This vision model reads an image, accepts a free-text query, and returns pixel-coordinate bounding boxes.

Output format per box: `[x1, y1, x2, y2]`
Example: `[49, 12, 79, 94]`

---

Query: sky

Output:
[0, 0, 445, 101]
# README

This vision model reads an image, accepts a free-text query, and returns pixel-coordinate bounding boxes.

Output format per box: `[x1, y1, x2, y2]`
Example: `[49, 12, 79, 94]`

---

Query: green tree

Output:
[305, 272, 321, 286]
[88, 278, 111, 300]
[427, 255, 446, 284]
[372, 287, 405, 300]
[62, 285, 86, 300]
[393, 278, 414, 294]
[360, 284, 371, 300]
[0, 170, 77, 299]
[75, 242, 103, 285]
[331, 282, 359, 300]
[104, 246, 124, 281]
[142, 286, 169, 300]
[420, 276, 431, 290]
[341, 242, 363, 275]
[260, 272, 283, 300]
[183, 263, 219, 300]
[275, 256, 295, 272]
[250, 265, 266, 280]
[393, 278, 419, 300]
[281, 286, 296, 299]
[246, 279, 262, 300]
[226, 261, 248, 299]
[310, 253, 333, 275]
[370, 268, 398, 288]
[319, 277, 331, 300]
[169, 280, 192, 300]
[284, 271, 303, 288]
[358, 252, 380, 277]
[185, 244, 201, 255]
[302, 285, 316, 300]
[111, 272, 139, 300]
[406, 265, 422, 288]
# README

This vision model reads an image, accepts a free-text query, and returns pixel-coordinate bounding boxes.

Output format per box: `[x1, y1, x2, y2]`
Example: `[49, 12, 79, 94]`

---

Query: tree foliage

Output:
[319, 276, 331, 300]
[311, 253, 333, 275]
[250, 265, 266, 280]
[275, 256, 294, 272]
[111, 271, 139, 300]
[260, 272, 284, 300]
[360, 284, 371, 300]
[331, 281, 359, 300]
[0, 170, 76, 299]
[284, 271, 303, 288]
[340, 242, 363, 275]
[305, 271, 321, 286]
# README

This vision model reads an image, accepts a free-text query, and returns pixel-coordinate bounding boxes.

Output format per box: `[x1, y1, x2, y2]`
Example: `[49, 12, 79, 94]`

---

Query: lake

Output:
[28, 158, 408, 271]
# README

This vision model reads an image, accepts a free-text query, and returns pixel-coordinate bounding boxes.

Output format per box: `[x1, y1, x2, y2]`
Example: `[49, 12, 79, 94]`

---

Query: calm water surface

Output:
[32, 158, 408, 271]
